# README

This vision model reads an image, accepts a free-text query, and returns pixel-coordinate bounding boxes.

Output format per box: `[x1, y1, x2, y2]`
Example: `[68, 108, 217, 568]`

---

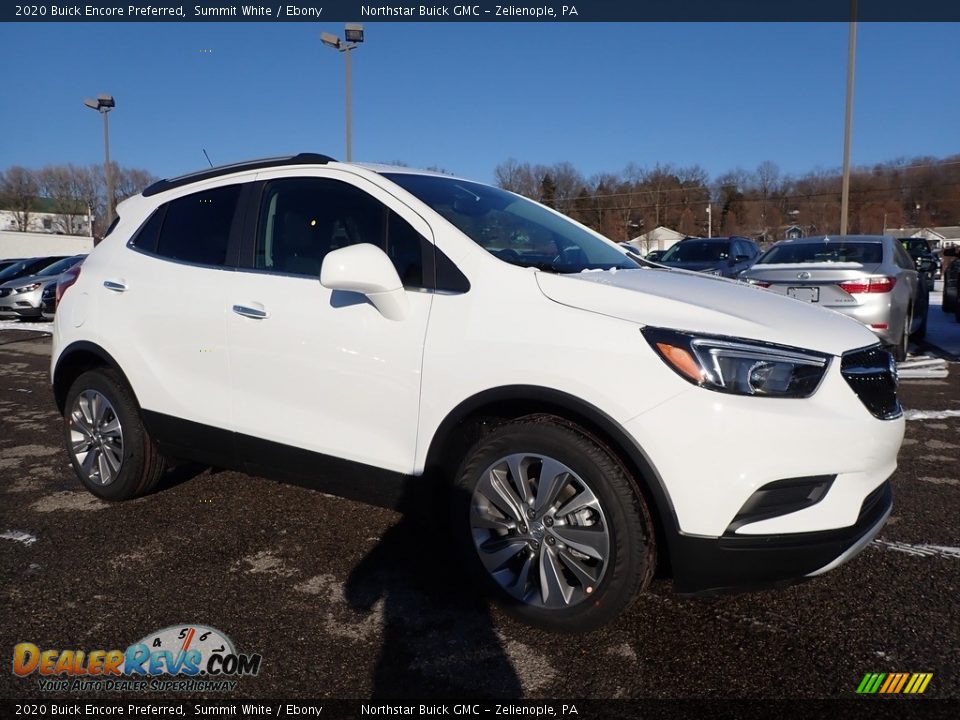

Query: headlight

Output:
[14, 283, 41, 294]
[642, 327, 830, 398]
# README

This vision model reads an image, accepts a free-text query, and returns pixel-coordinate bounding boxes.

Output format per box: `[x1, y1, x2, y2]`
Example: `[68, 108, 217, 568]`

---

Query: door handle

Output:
[103, 280, 127, 292]
[232, 304, 268, 319]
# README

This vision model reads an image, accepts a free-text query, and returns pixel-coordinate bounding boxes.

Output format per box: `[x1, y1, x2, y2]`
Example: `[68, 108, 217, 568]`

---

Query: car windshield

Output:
[660, 240, 730, 263]
[0, 260, 35, 281]
[384, 173, 639, 273]
[36, 256, 82, 276]
[758, 242, 883, 265]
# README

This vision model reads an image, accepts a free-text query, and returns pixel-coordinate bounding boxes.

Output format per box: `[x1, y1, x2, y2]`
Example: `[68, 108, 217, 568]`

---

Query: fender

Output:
[424, 384, 682, 550]
[52, 340, 135, 413]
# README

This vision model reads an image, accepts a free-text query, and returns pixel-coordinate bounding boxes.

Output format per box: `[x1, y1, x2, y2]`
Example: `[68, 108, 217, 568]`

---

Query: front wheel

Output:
[452, 418, 655, 632]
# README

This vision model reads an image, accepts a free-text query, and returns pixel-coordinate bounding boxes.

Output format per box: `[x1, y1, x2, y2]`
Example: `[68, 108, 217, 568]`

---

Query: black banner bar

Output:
[1, 699, 959, 720]
[3, 1, 960, 23]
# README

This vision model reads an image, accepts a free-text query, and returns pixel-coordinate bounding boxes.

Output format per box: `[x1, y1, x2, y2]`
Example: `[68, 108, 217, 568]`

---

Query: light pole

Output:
[321, 24, 364, 161]
[706, 204, 712, 238]
[840, 0, 857, 236]
[84, 94, 116, 225]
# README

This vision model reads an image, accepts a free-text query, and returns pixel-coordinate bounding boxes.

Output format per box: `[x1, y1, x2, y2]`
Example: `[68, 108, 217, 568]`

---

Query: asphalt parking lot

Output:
[0, 332, 957, 701]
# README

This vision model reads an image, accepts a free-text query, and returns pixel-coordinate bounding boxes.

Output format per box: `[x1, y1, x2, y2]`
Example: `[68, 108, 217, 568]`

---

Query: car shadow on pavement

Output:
[343, 485, 524, 699]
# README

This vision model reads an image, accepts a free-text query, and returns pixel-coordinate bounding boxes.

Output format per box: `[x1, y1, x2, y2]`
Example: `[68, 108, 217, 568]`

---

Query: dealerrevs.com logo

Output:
[12, 624, 262, 693]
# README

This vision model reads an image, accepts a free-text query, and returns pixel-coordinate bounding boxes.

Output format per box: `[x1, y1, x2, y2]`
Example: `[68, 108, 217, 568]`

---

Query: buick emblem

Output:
[797, 271, 811, 280]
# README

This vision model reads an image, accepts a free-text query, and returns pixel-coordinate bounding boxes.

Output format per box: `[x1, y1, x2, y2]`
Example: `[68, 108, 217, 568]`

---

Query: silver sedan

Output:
[740, 235, 927, 360]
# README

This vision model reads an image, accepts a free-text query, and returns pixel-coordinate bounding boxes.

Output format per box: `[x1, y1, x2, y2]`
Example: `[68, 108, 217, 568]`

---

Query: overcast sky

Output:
[2, 22, 958, 182]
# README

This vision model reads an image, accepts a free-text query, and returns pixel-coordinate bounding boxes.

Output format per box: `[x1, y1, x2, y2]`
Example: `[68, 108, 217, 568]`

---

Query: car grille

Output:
[840, 345, 901, 420]
[0, 288, 10, 298]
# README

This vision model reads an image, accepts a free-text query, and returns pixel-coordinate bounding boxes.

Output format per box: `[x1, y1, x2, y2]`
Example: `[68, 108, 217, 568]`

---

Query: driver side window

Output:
[255, 177, 428, 287]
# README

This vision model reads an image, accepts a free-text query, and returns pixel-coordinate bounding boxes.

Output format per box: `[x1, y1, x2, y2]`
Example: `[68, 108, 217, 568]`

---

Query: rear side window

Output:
[142, 185, 241, 266]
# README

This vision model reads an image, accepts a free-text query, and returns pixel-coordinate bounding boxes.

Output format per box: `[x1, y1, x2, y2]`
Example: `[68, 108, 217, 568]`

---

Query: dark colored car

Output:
[942, 249, 959, 318]
[40, 282, 56, 319]
[898, 238, 940, 285]
[0, 258, 25, 273]
[658, 236, 761, 277]
[0, 257, 66, 285]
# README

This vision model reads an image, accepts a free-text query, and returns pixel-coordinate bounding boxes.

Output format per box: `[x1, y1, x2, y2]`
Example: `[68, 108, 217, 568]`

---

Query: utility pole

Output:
[840, 0, 857, 236]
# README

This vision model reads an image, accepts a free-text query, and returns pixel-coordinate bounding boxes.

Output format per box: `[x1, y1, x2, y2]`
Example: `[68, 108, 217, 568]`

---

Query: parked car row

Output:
[630, 234, 932, 361]
[0, 254, 86, 321]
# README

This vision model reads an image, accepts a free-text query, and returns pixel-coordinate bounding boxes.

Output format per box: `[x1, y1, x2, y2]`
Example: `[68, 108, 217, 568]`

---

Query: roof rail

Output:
[142, 152, 336, 197]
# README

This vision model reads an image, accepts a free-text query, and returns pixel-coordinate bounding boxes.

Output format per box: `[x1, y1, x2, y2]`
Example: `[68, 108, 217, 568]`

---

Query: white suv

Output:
[51, 154, 903, 630]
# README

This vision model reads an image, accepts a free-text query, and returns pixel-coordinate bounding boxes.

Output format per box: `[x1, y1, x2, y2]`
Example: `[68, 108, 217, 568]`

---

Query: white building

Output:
[0, 197, 93, 237]
[885, 226, 960, 250]
[626, 226, 686, 255]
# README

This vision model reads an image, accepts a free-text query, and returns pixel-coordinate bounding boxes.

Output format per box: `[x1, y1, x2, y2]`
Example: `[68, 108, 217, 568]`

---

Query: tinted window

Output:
[0, 257, 60, 281]
[892, 242, 915, 270]
[154, 185, 241, 266]
[35, 255, 84, 276]
[385, 173, 637, 273]
[661, 240, 730, 263]
[255, 177, 427, 288]
[130, 208, 166, 254]
[758, 241, 883, 265]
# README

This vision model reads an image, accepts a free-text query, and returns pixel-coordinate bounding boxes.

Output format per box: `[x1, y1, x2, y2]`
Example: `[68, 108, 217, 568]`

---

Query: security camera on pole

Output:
[321, 24, 365, 162]
[84, 94, 116, 225]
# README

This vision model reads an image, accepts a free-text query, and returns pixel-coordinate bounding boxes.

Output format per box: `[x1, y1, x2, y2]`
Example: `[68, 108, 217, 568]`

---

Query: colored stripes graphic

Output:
[857, 672, 933, 694]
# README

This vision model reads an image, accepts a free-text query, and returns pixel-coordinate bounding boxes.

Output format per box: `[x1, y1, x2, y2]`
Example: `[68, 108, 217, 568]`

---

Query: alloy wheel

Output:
[68, 389, 124, 485]
[469, 453, 610, 609]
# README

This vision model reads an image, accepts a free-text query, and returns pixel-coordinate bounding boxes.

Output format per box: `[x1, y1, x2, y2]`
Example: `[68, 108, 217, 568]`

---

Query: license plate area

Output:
[787, 286, 819, 303]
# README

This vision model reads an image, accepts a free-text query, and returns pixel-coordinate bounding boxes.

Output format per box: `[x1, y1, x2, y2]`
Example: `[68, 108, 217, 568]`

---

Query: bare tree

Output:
[0, 166, 39, 231]
[37, 165, 89, 235]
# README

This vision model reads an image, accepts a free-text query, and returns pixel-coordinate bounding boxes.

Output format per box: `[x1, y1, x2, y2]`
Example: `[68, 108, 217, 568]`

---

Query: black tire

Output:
[944, 291, 957, 313]
[451, 417, 656, 633]
[63, 368, 166, 501]
[890, 307, 911, 362]
[911, 296, 928, 341]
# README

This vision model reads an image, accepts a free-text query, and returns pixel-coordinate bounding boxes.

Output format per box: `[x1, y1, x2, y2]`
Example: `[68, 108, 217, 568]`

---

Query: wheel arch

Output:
[53, 341, 137, 415]
[423, 385, 681, 568]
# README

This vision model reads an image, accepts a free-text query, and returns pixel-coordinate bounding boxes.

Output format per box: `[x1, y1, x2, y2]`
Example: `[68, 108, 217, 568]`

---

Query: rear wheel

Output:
[891, 306, 911, 362]
[64, 368, 166, 501]
[452, 418, 655, 632]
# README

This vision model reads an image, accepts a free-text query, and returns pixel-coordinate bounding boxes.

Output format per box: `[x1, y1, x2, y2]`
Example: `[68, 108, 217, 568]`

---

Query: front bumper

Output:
[0, 289, 43, 319]
[671, 479, 892, 594]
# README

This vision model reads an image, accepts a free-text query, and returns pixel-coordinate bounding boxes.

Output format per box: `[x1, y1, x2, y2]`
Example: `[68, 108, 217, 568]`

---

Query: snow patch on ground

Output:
[1, 530, 37, 546]
[873, 540, 960, 559]
[0, 320, 52, 334]
[904, 409, 960, 421]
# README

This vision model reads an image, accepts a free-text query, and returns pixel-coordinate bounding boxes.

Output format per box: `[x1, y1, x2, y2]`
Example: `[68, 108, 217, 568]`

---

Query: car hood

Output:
[535, 268, 878, 356]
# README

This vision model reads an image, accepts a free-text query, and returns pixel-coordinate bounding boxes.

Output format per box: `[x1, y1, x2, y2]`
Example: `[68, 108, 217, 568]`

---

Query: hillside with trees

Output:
[494, 155, 960, 242]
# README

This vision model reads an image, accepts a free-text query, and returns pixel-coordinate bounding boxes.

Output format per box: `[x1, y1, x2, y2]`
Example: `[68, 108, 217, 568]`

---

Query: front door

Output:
[226, 170, 434, 475]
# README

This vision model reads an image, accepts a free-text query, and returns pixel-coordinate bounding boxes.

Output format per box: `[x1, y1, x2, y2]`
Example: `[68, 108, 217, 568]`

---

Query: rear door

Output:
[101, 183, 247, 462]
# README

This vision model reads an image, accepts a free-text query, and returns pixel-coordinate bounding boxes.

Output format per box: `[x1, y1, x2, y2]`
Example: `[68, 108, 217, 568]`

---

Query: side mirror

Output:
[320, 243, 408, 321]
[734, 254, 750, 263]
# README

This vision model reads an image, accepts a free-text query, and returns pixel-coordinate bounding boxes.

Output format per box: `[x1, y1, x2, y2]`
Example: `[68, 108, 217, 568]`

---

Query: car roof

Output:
[778, 235, 887, 244]
[142, 153, 337, 196]
[141, 153, 463, 199]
